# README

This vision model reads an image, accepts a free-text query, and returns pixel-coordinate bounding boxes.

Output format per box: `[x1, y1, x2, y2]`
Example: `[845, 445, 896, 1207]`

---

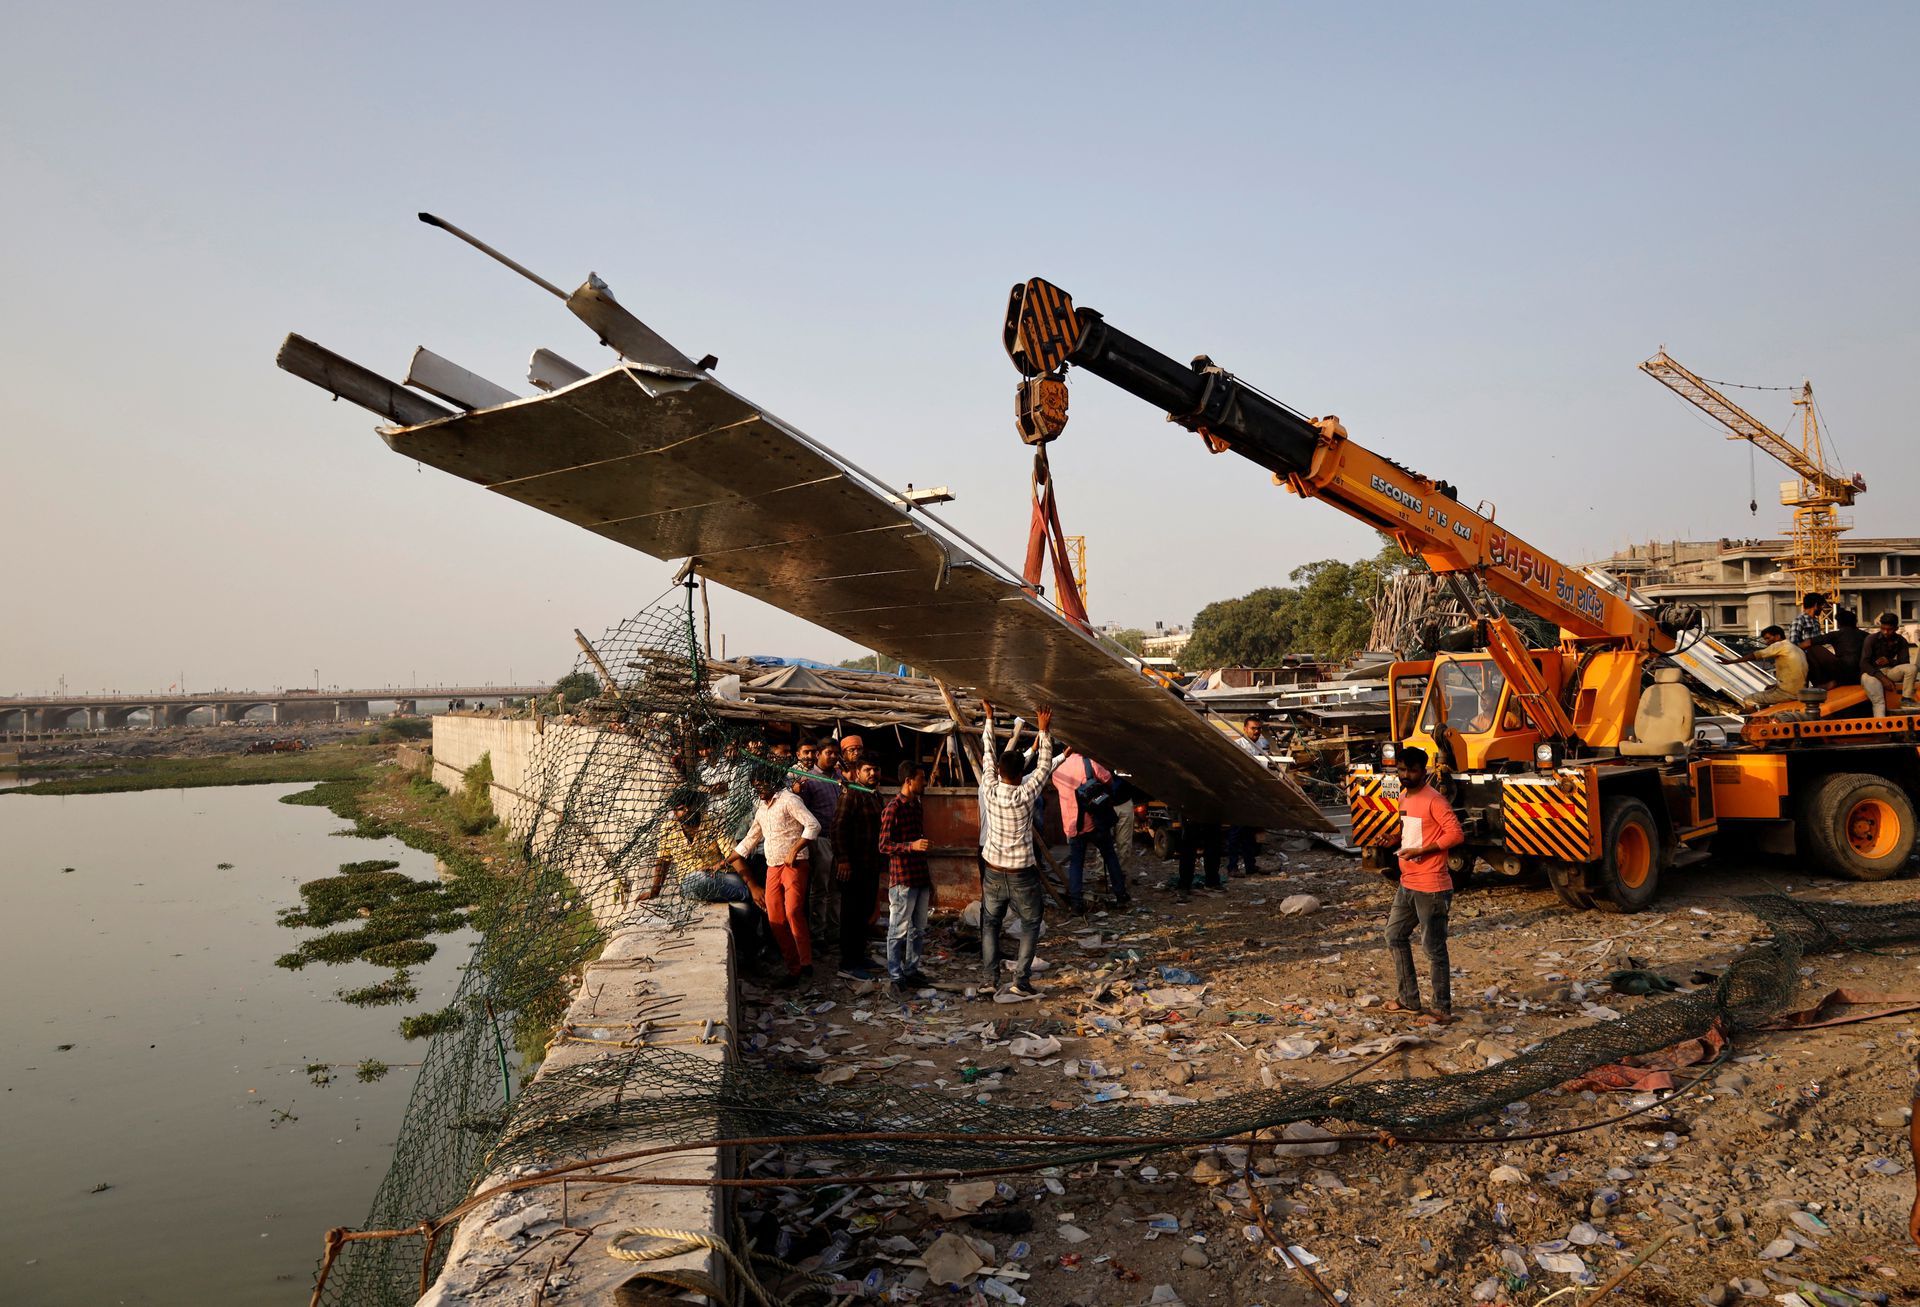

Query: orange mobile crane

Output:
[1004, 278, 1920, 910]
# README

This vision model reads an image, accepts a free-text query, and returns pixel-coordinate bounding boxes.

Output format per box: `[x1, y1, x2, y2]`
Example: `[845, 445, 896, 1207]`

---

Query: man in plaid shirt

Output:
[879, 760, 934, 993]
[978, 701, 1053, 1000]
[1788, 591, 1830, 681]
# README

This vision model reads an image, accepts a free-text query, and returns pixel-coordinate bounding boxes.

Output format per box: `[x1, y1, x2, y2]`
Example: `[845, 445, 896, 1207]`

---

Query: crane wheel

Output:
[1545, 859, 1595, 910]
[1592, 797, 1661, 914]
[1151, 825, 1173, 861]
[1802, 772, 1916, 882]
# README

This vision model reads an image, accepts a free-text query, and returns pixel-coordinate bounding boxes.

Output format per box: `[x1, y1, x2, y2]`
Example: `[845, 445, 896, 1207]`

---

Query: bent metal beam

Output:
[277, 328, 1328, 832]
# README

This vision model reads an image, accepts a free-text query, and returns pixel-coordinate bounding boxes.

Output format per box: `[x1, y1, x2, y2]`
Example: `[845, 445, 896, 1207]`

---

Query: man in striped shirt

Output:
[978, 701, 1053, 1000]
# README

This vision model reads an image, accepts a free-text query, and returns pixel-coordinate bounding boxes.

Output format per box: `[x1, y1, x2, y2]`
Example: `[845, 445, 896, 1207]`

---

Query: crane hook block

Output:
[1016, 374, 1070, 445]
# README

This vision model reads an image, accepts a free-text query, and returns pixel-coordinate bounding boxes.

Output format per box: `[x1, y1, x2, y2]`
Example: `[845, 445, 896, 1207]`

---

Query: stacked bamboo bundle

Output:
[1367, 571, 1467, 657]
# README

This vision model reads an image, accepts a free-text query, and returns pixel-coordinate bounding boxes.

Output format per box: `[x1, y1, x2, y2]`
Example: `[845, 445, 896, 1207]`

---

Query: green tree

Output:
[1182, 539, 1411, 666]
[553, 671, 600, 705]
[838, 654, 888, 672]
[1106, 628, 1149, 656]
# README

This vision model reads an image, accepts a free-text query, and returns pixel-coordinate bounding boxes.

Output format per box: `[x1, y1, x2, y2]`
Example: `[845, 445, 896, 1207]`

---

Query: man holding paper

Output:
[1383, 746, 1465, 1025]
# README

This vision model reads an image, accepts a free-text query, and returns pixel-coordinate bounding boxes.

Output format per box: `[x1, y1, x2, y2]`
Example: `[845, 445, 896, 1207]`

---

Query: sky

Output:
[2, 3, 1914, 695]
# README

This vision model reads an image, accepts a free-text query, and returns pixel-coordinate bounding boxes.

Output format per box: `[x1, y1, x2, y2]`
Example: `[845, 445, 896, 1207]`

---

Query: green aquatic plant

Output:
[338, 971, 419, 1008]
[399, 1006, 465, 1041]
[363, 939, 436, 968]
[272, 855, 471, 974]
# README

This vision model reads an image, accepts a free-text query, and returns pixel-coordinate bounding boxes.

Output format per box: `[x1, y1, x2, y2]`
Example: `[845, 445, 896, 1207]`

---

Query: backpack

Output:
[1075, 757, 1118, 829]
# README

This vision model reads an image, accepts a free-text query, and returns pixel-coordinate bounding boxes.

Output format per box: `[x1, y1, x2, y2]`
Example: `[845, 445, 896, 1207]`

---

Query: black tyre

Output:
[1545, 859, 1596, 910]
[1151, 824, 1174, 860]
[1801, 772, 1916, 882]
[1592, 796, 1661, 914]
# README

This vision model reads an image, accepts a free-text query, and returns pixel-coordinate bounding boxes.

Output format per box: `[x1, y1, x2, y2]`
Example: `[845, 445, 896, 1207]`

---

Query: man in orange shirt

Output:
[1383, 746, 1465, 1025]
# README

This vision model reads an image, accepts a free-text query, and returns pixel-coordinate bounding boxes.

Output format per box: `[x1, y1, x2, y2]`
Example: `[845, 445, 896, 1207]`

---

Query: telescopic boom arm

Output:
[1004, 277, 1684, 657]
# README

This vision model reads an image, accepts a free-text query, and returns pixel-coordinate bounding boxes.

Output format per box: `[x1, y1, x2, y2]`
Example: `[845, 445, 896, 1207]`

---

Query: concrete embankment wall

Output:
[423, 714, 735, 1303]
[430, 714, 676, 891]
[428, 714, 541, 832]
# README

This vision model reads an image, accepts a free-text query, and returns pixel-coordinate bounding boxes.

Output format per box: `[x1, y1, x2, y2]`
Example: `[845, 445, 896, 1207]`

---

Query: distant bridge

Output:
[0, 687, 548, 734]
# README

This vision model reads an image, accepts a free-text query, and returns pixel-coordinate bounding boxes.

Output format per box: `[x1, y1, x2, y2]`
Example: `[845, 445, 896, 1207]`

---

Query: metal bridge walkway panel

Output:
[379, 365, 1329, 831]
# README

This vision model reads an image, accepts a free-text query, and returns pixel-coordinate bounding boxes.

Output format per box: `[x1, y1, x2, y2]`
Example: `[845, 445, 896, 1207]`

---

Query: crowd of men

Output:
[1721, 591, 1918, 717]
[635, 705, 1285, 1001]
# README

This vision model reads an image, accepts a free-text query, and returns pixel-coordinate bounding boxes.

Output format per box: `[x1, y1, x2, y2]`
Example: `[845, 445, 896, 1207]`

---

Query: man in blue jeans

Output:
[978, 701, 1054, 1000]
[1049, 745, 1129, 912]
[878, 760, 934, 995]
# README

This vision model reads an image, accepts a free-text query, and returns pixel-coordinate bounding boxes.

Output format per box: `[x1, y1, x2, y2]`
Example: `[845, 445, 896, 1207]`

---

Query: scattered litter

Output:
[1274, 1122, 1341, 1157]
[1269, 1037, 1321, 1060]
[1278, 894, 1321, 916]
[922, 1231, 985, 1286]
[1534, 1249, 1589, 1276]
[942, 1180, 997, 1214]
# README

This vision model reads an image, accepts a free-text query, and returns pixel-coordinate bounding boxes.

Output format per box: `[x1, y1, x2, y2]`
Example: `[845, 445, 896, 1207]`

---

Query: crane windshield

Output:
[1422, 660, 1507, 735]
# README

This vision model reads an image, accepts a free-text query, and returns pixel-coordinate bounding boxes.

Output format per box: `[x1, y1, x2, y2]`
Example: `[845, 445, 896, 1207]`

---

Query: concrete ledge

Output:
[420, 906, 737, 1305]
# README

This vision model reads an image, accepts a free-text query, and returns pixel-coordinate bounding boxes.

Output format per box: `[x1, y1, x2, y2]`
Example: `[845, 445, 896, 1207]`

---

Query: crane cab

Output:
[1346, 646, 1699, 913]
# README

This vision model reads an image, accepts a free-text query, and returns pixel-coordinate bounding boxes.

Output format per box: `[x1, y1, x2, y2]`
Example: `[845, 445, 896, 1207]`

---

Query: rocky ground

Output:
[735, 843, 1920, 1306]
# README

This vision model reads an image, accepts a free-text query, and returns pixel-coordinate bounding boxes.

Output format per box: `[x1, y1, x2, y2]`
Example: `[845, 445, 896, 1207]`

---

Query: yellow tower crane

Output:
[1063, 535, 1088, 613]
[1639, 349, 1866, 610]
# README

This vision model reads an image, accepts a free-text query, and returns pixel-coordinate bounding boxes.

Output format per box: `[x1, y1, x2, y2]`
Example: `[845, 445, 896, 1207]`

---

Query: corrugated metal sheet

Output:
[380, 365, 1329, 830]
[1583, 568, 1772, 706]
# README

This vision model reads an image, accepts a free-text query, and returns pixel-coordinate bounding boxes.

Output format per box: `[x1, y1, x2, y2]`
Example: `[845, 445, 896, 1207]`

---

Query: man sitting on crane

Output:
[1809, 608, 1869, 692]
[1861, 612, 1918, 718]
[1716, 625, 1807, 711]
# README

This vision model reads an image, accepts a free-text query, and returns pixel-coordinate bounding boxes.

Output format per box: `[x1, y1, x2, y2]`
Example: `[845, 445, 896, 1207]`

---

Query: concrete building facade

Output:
[1141, 623, 1193, 661]
[1591, 537, 1920, 637]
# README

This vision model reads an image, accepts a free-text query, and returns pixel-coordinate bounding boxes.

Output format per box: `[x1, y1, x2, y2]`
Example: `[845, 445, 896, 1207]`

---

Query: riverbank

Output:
[5, 742, 388, 795]
[0, 782, 478, 1306]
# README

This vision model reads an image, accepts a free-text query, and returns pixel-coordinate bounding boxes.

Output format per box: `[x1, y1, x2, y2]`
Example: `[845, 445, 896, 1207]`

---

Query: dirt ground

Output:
[737, 842, 1920, 1306]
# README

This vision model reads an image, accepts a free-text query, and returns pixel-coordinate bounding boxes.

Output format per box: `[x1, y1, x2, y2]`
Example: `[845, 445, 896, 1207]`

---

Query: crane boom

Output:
[1638, 350, 1859, 504]
[1004, 278, 1680, 656]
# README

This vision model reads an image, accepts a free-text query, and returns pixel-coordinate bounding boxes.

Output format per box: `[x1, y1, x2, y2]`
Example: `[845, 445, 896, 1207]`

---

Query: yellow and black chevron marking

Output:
[1347, 772, 1403, 847]
[1009, 278, 1082, 375]
[1502, 781, 1593, 861]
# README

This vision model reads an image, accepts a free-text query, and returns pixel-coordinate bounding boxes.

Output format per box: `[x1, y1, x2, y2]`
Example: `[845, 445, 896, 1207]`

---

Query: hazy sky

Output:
[3, 3, 1914, 695]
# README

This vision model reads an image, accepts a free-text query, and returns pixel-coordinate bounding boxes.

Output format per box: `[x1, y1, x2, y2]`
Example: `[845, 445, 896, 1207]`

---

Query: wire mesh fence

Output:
[313, 586, 1920, 1305]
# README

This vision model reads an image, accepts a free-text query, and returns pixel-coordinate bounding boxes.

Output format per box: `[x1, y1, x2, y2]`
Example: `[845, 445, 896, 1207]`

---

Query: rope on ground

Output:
[606, 1226, 785, 1307]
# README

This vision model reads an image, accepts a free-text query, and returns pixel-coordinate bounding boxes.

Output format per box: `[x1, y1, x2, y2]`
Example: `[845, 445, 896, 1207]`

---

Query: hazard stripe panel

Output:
[1347, 773, 1402, 847]
[1502, 782, 1592, 861]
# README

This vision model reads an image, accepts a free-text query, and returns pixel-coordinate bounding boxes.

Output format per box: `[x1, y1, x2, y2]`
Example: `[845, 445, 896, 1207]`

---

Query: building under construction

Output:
[1591, 536, 1920, 637]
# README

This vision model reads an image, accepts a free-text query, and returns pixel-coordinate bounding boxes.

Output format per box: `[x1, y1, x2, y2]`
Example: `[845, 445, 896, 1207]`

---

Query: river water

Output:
[0, 785, 475, 1305]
